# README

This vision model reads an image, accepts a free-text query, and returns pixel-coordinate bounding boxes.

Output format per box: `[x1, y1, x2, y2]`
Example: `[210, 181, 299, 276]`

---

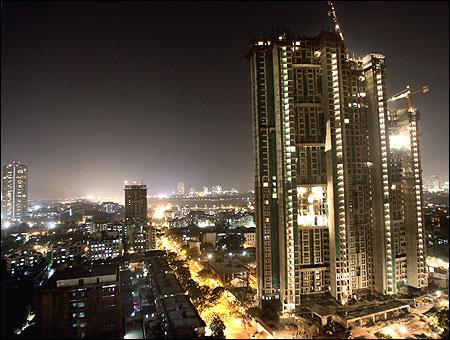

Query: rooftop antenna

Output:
[328, 1, 344, 41]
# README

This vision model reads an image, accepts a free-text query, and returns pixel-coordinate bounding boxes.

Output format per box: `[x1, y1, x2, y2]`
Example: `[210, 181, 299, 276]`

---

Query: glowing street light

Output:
[207, 254, 213, 260]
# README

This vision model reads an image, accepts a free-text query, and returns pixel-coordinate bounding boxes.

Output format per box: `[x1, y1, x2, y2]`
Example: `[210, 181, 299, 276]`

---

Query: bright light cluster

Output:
[152, 204, 171, 219]
[390, 134, 410, 150]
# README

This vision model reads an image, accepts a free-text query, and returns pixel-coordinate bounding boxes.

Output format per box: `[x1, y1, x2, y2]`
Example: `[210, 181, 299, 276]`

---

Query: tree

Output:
[186, 247, 200, 260]
[187, 282, 203, 305]
[209, 286, 225, 303]
[217, 234, 242, 251]
[210, 314, 226, 338]
[247, 306, 262, 318]
[176, 266, 191, 283]
[198, 268, 214, 280]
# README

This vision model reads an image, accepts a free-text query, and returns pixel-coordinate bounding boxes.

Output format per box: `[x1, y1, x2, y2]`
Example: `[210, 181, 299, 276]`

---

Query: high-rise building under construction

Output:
[249, 15, 427, 311]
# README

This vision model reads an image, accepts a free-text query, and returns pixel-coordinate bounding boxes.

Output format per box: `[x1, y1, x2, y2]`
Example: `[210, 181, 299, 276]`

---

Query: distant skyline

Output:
[2, 1, 448, 199]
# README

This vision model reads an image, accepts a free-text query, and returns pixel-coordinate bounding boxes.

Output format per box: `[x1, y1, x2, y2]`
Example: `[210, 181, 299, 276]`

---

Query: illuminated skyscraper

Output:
[124, 183, 147, 224]
[2, 161, 28, 223]
[249, 30, 427, 311]
[386, 92, 428, 291]
[176, 181, 185, 196]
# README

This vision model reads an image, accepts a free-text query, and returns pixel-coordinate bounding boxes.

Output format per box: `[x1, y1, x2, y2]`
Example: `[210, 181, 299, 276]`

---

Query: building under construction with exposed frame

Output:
[249, 2, 428, 312]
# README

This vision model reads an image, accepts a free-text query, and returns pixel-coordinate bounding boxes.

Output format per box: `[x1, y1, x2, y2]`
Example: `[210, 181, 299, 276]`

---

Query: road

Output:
[160, 234, 258, 339]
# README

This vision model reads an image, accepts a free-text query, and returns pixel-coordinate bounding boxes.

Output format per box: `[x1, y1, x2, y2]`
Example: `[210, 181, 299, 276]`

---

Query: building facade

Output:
[176, 181, 185, 196]
[101, 201, 121, 214]
[249, 30, 426, 311]
[36, 264, 123, 338]
[124, 183, 147, 224]
[88, 231, 122, 260]
[2, 161, 28, 223]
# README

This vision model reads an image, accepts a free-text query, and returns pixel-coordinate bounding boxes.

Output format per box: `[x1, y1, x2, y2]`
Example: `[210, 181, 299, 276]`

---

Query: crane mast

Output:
[328, 1, 344, 41]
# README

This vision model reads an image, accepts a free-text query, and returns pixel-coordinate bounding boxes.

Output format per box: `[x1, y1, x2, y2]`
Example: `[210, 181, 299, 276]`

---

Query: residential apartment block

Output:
[249, 29, 427, 311]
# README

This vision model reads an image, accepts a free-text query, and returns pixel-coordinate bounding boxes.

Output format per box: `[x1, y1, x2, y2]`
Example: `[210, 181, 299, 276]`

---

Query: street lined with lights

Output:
[160, 234, 258, 339]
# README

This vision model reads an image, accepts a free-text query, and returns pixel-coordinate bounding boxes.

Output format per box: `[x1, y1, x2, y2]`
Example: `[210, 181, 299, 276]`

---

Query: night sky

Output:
[1, 1, 448, 199]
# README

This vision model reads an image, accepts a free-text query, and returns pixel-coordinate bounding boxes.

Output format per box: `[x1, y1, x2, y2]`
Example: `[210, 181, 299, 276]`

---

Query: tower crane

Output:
[328, 1, 344, 41]
[387, 85, 430, 112]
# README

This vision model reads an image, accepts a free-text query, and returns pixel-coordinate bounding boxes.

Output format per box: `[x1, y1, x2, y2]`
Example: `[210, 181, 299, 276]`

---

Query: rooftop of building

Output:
[124, 184, 146, 189]
[336, 299, 410, 321]
[151, 272, 185, 298]
[144, 249, 166, 259]
[208, 260, 249, 275]
[45, 263, 118, 289]
[147, 257, 172, 274]
[88, 231, 121, 240]
[244, 228, 256, 233]
[161, 294, 206, 330]
[6, 249, 43, 259]
[301, 295, 411, 322]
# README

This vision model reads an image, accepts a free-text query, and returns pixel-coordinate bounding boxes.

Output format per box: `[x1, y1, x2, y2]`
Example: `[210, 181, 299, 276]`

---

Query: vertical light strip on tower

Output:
[409, 108, 427, 287]
[332, 50, 351, 303]
[279, 42, 297, 311]
[373, 56, 395, 294]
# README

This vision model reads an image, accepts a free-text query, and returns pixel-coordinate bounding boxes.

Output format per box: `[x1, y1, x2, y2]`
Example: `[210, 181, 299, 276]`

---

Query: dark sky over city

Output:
[1, 1, 448, 199]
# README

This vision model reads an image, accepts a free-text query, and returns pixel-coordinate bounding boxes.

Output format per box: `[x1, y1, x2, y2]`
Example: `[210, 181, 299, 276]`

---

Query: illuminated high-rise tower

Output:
[2, 161, 28, 223]
[124, 182, 147, 224]
[249, 16, 427, 311]
[176, 181, 185, 196]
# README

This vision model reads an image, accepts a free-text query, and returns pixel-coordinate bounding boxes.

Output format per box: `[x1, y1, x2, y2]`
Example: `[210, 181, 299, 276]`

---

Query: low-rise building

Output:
[52, 239, 86, 266]
[101, 202, 121, 214]
[243, 229, 256, 248]
[201, 232, 217, 246]
[5, 249, 44, 276]
[36, 264, 123, 338]
[130, 225, 156, 252]
[188, 239, 201, 253]
[88, 231, 122, 260]
[208, 260, 249, 284]
[159, 295, 206, 338]
[428, 267, 449, 289]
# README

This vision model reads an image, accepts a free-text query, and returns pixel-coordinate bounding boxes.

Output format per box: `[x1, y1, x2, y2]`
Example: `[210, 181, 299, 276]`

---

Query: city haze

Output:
[2, 1, 448, 199]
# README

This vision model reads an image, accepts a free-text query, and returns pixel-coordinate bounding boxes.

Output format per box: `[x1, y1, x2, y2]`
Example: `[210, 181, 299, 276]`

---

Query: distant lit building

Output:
[212, 185, 222, 194]
[36, 264, 123, 338]
[5, 249, 44, 276]
[88, 231, 122, 260]
[2, 161, 28, 223]
[176, 181, 185, 196]
[201, 232, 217, 246]
[131, 225, 156, 252]
[124, 183, 147, 223]
[227, 213, 255, 229]
[52, 240, 86, 266]
[243, 230, 256, 248]
[101, 201, 120, 214]
[202, 186, 209, 195]
[145, 225, 157, 250]
[90, 222, 127, 235]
